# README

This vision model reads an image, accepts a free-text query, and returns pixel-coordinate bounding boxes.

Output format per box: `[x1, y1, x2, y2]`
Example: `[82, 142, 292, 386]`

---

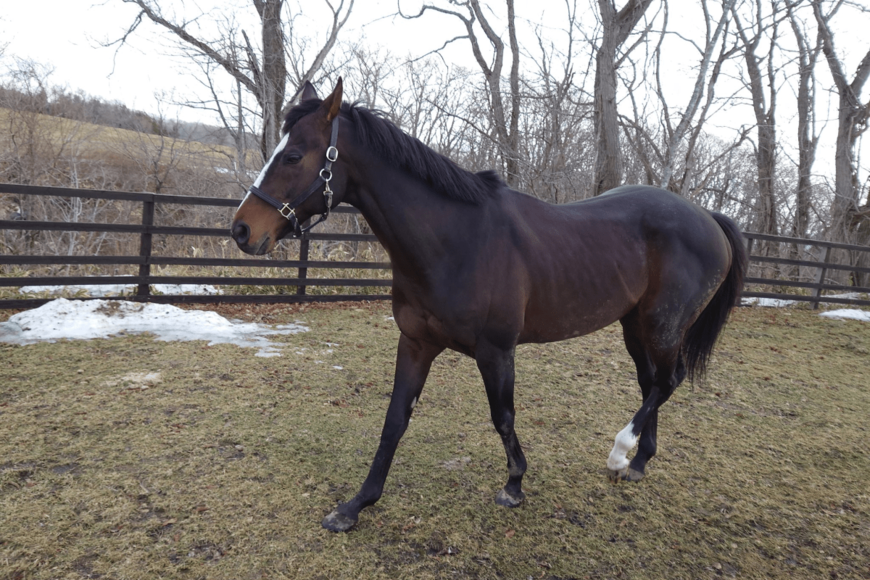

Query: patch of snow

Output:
[153, 284, 221, 295]
[820, 309, 870, 322]
[741, 297, 797, 307]
[19, 283, 221, 297]
[825, 292, 866, 300]
[20, 283, 134, 297]
[0, 298, 308, 357]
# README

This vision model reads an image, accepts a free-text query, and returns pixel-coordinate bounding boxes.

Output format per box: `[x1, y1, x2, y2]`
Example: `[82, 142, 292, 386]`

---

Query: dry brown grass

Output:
[1, 303, 868, 579]
[0, 107, 240, 170]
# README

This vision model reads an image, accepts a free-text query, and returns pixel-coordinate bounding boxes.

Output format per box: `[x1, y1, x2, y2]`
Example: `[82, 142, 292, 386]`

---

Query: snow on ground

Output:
[743, 293, 870, 324]
[741, 297, 797, 307]
[0, 298, 307, 357]
[19, 283, 221, 297]
[819, 309, 870, 322]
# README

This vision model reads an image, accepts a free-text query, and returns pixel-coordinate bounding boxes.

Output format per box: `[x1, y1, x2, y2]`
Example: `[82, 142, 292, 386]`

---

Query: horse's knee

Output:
[491, 408, 516, 436]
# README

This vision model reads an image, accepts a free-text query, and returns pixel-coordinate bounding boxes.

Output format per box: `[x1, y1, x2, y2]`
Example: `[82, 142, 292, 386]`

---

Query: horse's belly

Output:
[518, 291, 637, 344]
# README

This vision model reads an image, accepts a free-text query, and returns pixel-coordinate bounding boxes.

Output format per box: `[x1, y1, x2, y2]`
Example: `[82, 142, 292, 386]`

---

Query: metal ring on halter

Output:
[320, 168, 333, 182]
[326, 146, 338, 163]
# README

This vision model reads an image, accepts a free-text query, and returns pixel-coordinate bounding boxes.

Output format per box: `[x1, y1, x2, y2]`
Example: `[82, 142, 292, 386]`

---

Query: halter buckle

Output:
[279, 203, 296, 220]
[326, 146, 338, 163]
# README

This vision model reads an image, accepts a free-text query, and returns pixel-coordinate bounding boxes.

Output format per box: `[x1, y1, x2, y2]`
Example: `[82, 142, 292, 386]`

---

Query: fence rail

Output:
[742, 232, 870, 308]
[0, 184, 387, 309]
[2, 184, 869, 309]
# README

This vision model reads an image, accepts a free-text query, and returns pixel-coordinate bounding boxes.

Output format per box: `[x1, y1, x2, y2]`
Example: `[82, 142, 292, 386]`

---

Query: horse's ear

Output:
[321, 77, 343, 122]
[300, 81, 319, 102]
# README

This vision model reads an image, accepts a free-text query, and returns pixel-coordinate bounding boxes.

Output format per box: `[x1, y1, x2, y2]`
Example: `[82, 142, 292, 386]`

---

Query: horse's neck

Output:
[348, 159, 482, 273]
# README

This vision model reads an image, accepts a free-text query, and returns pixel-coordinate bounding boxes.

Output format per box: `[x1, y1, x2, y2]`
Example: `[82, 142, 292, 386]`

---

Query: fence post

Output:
[297, 231, 310, 295]
[137, 195, 155, 299]
[812, 245, 832, 310]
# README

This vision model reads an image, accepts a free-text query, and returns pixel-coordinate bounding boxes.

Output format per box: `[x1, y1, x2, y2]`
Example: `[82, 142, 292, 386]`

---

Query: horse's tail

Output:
[683, 212, 748, 381]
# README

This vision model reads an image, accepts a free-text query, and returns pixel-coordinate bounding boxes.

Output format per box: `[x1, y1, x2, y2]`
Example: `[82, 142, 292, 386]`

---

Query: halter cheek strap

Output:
[247, 116, 340, 237]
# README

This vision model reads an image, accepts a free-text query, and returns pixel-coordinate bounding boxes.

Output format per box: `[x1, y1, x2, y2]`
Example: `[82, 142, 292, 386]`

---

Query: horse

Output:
[231, 78, 747, 532]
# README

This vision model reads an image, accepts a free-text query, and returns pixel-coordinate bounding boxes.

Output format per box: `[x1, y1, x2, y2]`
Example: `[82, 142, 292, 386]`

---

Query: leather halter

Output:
[246, 116, 339, 237]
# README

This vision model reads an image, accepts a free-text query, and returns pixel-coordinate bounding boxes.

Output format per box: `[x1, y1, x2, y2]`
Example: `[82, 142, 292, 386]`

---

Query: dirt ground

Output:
[1, 301, 868, 579]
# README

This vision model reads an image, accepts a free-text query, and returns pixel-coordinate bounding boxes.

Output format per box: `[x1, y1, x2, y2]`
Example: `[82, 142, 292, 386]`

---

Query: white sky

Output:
[0, 0, 474, 121]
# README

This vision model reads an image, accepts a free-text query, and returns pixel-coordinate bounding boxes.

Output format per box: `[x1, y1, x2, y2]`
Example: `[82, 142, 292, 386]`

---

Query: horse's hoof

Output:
[321, 509, 357, 532]
[622, 467, 645, 482]
[495, 487, 525, 508]
[607, 467, 645, 483]
[607, 468, 627, 483]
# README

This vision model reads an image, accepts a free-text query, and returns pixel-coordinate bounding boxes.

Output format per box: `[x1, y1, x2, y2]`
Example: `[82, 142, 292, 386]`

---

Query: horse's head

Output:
[231, 78, 345, 255]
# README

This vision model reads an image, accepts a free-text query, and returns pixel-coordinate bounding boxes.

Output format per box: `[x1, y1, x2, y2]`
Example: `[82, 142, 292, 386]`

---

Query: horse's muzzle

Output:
[230, 220, 271, 255]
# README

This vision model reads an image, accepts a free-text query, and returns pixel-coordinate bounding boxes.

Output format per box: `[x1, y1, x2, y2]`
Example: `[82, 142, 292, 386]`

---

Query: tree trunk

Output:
[787, 1, 821, 239]
[813, 0, 870, 242]
[592, 0, 654, 196]
[732, 1, 779, 235]
[255, 0, 287, 157]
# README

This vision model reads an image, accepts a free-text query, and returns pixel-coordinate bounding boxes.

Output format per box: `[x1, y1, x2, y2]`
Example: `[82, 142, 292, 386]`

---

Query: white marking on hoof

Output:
[410, 396, 417, 409]
[607, 421, 638, 471]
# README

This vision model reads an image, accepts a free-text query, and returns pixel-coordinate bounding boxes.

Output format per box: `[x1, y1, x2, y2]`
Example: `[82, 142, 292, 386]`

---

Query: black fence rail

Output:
[0, 184, 390, 309]
[2, 184, 869, 310]
[742, 232, 870, 308]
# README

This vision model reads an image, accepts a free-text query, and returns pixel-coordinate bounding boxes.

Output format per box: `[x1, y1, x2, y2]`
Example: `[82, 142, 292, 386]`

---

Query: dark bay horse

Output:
[231, 79, 747, 532]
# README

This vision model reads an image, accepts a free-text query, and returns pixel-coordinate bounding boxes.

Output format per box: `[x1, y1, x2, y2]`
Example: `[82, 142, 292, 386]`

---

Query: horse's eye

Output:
[283, 153, 303, 165]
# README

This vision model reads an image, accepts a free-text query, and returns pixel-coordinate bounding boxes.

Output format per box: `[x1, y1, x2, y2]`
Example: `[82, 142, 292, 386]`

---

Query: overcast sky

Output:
[0, 0, 743, 120]
[2, 0, 868, 180]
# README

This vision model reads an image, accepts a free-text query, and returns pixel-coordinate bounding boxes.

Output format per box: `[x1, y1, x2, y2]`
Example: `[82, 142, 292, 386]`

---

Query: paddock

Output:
[1, 302, 868, 579]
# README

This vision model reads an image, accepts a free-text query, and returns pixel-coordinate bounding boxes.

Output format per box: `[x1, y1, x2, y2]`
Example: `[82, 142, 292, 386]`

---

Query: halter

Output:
[246, 116, 340, 237]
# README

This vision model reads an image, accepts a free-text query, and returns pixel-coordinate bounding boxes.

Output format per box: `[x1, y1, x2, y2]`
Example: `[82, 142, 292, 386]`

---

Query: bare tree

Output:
[521, 0, 594, 203]
[812, 0, 870, 242]
[785, 0, 823, 238]
[109, 0, 353, 160]
[619, 0, 742, 196]
[731, 0, 783, 235]
[591, 0, 655, 196]
[658, 0, 738, 192]
[398, 0, 522, 186]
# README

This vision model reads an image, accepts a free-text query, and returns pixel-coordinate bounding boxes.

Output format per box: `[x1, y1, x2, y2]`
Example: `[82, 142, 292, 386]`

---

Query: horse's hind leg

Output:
[476, 340, 527, 507]
[607, 313, 684, 482]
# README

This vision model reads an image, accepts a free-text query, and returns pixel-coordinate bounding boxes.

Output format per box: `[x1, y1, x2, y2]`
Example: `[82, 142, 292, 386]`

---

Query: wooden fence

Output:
[742, 232, 870, 308]
[0, 184, 390, 309]
[2, 184, 869, 310]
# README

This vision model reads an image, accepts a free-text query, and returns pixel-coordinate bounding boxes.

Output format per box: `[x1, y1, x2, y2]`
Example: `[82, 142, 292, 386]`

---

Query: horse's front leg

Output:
[322, 333, 443, 532]
[476, 340, 527, 508]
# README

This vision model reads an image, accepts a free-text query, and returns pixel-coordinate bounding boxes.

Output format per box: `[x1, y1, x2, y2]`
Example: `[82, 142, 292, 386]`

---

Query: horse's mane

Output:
[283, 100, 503, 205]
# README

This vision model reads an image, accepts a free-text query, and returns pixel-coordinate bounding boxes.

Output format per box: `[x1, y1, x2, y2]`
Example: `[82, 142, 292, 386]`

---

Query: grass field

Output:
[1, 302, 868, 579]
[0, 107, 239, 170]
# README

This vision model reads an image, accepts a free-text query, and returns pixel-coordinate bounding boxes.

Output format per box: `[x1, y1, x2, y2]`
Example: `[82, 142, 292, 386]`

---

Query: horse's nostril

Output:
[232, 221, 251, 245]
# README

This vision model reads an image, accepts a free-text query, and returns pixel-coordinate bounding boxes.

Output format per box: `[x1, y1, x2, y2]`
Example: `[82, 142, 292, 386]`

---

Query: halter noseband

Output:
[246, 116, 340, 237]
